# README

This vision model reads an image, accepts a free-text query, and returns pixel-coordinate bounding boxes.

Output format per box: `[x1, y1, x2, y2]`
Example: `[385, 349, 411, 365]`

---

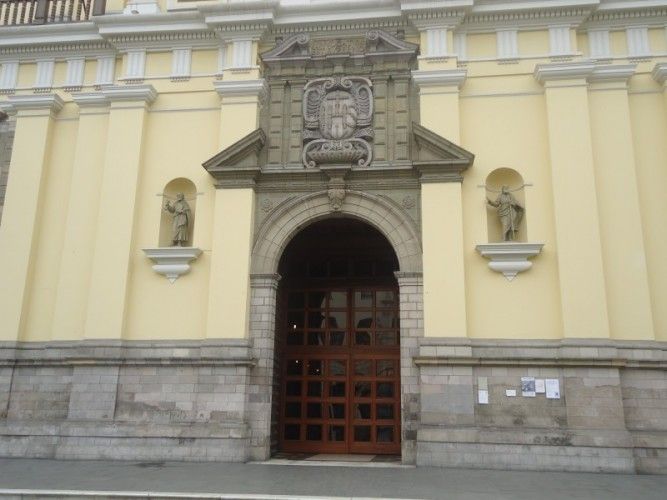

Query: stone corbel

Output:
[143, 247, 203, 283]
[476, 242, 544, 281]
[320, 164, 351, 212]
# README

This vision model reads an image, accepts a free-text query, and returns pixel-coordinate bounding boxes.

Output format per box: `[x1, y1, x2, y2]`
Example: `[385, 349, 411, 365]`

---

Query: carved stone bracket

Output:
[143, 247, 202, 283]
[320, 164, 350, 212]
[475, 242, 544, 281]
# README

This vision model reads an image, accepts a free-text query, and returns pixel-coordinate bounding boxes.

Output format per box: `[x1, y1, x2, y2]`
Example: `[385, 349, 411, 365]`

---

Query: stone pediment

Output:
[202, 128, 266, 186]
[411, 122, 474, 182]
[261, 30, 418, 69]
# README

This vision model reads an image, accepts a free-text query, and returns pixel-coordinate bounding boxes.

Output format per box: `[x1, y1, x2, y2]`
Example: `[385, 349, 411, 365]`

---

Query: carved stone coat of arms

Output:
[302, 76, 374, 168]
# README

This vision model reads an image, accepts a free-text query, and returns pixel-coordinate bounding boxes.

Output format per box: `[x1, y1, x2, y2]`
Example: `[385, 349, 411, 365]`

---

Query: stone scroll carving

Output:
[302, 76, 374, 168]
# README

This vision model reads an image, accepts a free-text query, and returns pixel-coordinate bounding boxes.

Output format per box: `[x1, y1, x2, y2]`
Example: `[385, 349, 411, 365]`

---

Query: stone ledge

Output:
[0, 339, 256, 367]
[0, 420, 249, 440]
[416, 338, 667, 367]
[417, 426, 635, 449]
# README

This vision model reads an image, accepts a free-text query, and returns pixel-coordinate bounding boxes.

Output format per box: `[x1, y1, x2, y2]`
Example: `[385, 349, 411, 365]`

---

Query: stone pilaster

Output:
[0, 94, 63, 341]
[396, 271, 424, 464]
[412, 69, 468, 339]
[247, 273, 281, 460]
[83, 85, 156, 340]
[52, 93, 110, 340]
[587, 65, 654, 340]
[534, 62, 610, 339]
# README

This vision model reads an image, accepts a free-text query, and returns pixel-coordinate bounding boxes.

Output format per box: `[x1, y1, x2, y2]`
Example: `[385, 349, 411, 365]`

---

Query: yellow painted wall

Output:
[2, 27, 667, 343]
[460, 89, 563, 339]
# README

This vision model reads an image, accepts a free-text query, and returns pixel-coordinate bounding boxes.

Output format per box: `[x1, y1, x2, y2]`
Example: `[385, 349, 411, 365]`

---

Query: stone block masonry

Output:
[0, 336, 666, 473]
[415, 338, 667, 473]
[0, 340, 254, 462]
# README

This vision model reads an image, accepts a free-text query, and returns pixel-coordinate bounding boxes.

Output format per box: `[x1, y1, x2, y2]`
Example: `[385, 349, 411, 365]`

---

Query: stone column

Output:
[534, 63, 610, 339]
[396, 271, 424, 464]
[52, 93, 110, 340]
[412, 69, 468, 339]
[587, 65, 654, 340]
[83, 85, 157, 340]
[247, 273, 281, 460]
[0, 94, 63, 341]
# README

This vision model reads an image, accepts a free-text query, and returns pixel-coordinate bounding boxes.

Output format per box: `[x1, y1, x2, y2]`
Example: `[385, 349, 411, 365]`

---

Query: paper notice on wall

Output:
[521, 377, 536, 397]
[478, 389, 489, 405]
[546, 379, 561, 399]
[505, 389, 517, 397]
[535, 379, 546, 394]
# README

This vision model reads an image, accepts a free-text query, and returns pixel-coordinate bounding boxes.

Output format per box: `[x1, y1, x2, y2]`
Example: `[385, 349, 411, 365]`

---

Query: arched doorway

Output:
[274, 218, 401, 455]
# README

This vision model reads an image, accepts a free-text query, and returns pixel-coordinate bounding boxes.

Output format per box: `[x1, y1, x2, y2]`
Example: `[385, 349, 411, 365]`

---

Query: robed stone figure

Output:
[487, 186, 524, 241]
[164, 193, 191, 246]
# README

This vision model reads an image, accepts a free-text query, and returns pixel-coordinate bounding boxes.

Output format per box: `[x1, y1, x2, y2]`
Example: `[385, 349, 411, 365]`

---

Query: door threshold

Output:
[250, 453, 413, 468]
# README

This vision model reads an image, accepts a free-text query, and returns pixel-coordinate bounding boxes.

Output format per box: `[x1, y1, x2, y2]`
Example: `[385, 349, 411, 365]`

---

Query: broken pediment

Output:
[411, 122, 475, 182]
[260, 30, 418, 69]
[202, 128, 266, 185]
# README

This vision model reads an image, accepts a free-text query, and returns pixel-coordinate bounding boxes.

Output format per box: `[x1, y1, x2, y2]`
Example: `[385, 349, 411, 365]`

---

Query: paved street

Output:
[0, 458, 666, 499]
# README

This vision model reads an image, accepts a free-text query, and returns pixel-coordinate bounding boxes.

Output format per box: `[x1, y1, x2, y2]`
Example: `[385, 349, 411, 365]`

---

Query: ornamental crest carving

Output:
[302, 76, 373, 168]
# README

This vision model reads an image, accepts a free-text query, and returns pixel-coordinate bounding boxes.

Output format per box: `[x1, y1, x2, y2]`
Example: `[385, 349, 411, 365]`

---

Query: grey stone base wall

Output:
[1, 337, 666, 473]
[0, 340, 255, 463]
[415, 338, 667, 474]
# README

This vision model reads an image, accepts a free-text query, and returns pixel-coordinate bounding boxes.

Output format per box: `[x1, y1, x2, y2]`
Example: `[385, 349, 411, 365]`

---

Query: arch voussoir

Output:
[251, 190, 422, 275]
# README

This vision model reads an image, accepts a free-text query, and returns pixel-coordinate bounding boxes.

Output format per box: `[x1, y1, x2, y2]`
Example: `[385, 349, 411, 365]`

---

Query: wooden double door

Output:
[279, 286, 401, 455]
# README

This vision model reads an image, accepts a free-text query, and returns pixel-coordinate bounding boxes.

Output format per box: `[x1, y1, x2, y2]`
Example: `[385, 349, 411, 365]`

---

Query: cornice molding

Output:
[534, 61, 596, 83]
[71, 92, 111, 108]
[652, 62, 667, 85]
[100, 84, 157, 103]
[3, 93, 64, 114]
[587, 63, 636, 83]
[412, 68, 467, 88]
[2, 1, 667, 59]
[213, 79, 267, 98]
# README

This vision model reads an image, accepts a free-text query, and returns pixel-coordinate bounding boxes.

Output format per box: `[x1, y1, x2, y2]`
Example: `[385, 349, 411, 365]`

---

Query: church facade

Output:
[0, 0, 666, 474]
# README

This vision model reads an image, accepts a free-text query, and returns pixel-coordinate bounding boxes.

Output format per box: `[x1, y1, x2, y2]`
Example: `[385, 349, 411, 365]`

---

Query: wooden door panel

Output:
[279, 287, 400, 455]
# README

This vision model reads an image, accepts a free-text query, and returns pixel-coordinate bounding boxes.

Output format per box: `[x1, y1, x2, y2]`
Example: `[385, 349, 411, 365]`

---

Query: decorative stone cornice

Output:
[534, 61, 596, 84]
[100, 84, 157, 104]
[587, 64, 636, 84]
[71, 92, 111, 108]
[2, 93, 64, 115]
[652, 63, 667, 85]
[213, 79, 267, 99]
[203, 128, 266, 187]
[476, 242, 544, 281]
[412, 122, 474, 183]
[412, 68, 467, 88]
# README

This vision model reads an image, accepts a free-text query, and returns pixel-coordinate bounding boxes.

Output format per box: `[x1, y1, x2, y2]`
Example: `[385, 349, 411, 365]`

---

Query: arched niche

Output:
[159, 178, 197, 247]
[485, 168, 527, 243]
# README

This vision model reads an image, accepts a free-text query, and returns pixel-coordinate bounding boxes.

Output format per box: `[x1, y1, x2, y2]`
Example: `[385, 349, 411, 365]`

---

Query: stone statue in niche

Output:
[164, 193, 191, 246]
[487, 186, 524, 241]
[302, 76, 374, 168]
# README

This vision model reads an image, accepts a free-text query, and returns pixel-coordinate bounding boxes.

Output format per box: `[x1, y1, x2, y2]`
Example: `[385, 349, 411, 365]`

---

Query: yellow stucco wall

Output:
[1, 26, 667, 342]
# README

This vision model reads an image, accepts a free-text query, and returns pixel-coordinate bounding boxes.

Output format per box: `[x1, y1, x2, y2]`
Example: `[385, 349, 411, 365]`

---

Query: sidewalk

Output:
[0, 458, 666, 500]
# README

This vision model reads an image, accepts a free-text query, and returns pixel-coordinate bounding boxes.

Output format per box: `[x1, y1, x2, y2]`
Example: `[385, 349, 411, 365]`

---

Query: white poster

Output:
[545, 379, 561, 399]
[521, 377, 536, 397]
[505, 389, 517, 397]
[535, 379, 546, 394]
[478, 389, 489, 405]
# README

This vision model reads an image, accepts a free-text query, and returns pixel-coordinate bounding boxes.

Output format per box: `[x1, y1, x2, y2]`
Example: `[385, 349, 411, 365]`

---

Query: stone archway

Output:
[246, 190, 424, 463]
[251, 190, 422, 275]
